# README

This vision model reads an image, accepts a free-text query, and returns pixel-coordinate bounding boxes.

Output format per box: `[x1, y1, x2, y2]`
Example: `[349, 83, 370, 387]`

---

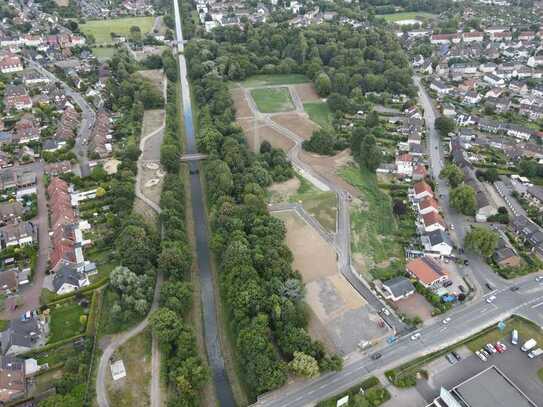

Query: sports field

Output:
[376, 11, 435, 21]
[250, 87, 295, 113]
[81, 16, 155, 45]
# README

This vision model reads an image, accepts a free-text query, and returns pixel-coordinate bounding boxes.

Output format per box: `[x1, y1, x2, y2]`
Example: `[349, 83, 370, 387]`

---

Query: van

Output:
[511, 330, 518, 345]
[528, 348, 543, 359]
[521, 338, 537, 352]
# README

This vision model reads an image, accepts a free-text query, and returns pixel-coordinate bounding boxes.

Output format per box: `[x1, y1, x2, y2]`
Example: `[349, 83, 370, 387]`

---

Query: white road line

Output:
[531, 301, 543, 309]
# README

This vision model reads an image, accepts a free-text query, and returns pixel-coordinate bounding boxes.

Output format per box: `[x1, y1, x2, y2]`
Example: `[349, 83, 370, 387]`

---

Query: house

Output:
[527, 55, 543, 68]
[431, 33, 459, 44]
[490, 31, 512, 41]
[506, 124, 532, 140]
[463, 167, 497, 222]
[0, 223, 34, 249]
[52, 262, 89, 295]
[483, 73, 505, 87]
[381, 277, 415, 302]
[0, 270, 17, 294]
[0, 55, 23, 74]
[14, 115, 39, 144]
[0, 202, 24, 226]
[519, 31, 536, 41]
[395, 153, 413, 176]
[479, 62, 497, 73]
[443, 103, 456, 117]
[524, 185, 543, 207]
[422, 211, 446, 232]
[413, 180, 433, 200]
[519, 104, 543, 121]
[406, 256, 448, 288]
[421, 229, 453, 256]
[493, 246, 521, 268]
[412, 164, 427, 181]
[418, 196, 439, 215]
[430, 80, 451, 95]
[0, 356, 26, 403]
[0, 311, 45, 355]
[462, 31, 484, 42]
[4, 85, 32, 112]
[44, 161, 72, 176]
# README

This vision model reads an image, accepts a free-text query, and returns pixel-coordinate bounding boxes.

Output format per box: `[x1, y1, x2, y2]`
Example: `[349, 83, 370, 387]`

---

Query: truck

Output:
[511, 329, 518, 345]
[521, 338, 537, 352]
[528, 348, 543, 359]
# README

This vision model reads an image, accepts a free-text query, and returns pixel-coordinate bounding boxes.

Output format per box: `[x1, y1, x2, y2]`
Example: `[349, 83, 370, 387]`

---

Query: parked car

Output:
[411, 333, 421, 341]
[485, 283, 493, 290]
[512, 330, 518, 345]
[481, 349, 490, 358]
[442, 317, 451, 324]
[496, 342, 507, 352]
[510, 286, 519, 292]
[381, 307, 390, 316]
[536, 276, 543, 283]
[446, 354, 457, 364]
[476, 350, 487, 362]
[486, 295, 496, 303]
[458, 285, 466, 293]
[485, 344, 497, 354]
[452, 351, 461, 361]
[443, 280, 453, 288]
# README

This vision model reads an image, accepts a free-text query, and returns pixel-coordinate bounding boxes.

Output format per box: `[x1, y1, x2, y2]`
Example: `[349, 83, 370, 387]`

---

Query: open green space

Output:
[251, 87, 295, 113]
[241, 74, 310, 88]
[289, 176, 337, 232]
[48, 302, 86, 343]
[91, 46, 116, 61]
[340, 165, 403, 274]
[80, 16, 155, 45]
[317, 376, 390, 407]
[376, 11, 435, 22]
[539, 367, 543, 383]
[304, 101, 333, 129]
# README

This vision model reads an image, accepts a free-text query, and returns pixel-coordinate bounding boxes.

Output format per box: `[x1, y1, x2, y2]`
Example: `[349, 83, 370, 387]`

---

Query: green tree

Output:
[465, 226, 499, 257]
[440, 163, 464, 187]
[288, 351, 320, 378]
[450, 184, 477, 215]
[158, 245, 192, 279]
[315, 72, 331, 96]
[150, 308, 184, 344]
[359, 134, 381, 172]
[434, 116, 455, 137]
[159, 281, 193, 315]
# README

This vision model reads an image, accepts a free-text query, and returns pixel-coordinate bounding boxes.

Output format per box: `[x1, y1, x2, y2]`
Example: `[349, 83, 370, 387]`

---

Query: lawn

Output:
[80, 16, 156, 45]
[290, 176, 337, 232]
[91, 47, 116, 61]
[317, 377, 390, 407]
[539, 367, 543, 383]
[467, 316, 543, 352]
[251, 87, 295, 113]
[241, 74, 310, 88]
[48, 302, 86, 343]
[304, 101, 333, 129]
[340, 164, 402, 273]
[376, 11, 435, 22]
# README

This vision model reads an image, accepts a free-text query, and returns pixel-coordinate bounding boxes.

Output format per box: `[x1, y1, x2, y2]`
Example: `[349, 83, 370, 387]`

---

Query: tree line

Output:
[186, 39, 342, 398]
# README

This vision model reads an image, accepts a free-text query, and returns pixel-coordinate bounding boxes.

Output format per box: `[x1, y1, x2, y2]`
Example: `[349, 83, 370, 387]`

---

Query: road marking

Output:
[531, 301, 543, 309]
[439, 327, 447, 332]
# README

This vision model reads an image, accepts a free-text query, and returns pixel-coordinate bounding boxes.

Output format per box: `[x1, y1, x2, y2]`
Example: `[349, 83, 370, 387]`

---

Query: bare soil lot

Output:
[276, 211, 389, 354]
[231, 88, 253, 118]
[394, 292, 434, 321]
[271, 113, 319, 140]
[237, 118, 295, 153]
[268, 177, 301, 203]
[293, 83, 321, 102]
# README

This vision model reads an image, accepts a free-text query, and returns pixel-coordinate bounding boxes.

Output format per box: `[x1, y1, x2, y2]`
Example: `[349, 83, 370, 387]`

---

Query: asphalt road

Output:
[255, 276, 543, 406]
[173, 1, 236, 405]
[26, 59, 94, 177]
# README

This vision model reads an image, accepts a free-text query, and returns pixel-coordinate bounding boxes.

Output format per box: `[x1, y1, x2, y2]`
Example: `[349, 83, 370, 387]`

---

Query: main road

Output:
[172, 1, 236, 405]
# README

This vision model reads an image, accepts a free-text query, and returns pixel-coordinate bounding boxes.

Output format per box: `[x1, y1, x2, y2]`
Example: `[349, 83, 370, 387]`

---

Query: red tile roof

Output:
[407, 257, 447, 286]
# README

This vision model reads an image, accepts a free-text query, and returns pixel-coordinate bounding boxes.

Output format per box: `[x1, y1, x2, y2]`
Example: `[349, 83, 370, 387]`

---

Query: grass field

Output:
[467, 317, 543, 352]
[290, 176, 337, 232]
[91, 47, 116, 61]
[340, 165, 402, 270]
[304, 101, 333, 129]
[539, 367, 543, 383]
[241, 74, 310, 88]
[251, 87, 295, 113]
[48, 302, 85, 343]
[80, 16, 155, 45]
[376, 11, 435, 22]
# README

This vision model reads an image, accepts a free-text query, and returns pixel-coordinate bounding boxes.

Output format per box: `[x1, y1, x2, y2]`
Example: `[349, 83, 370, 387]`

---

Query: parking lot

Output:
[417, 341, 543, 404]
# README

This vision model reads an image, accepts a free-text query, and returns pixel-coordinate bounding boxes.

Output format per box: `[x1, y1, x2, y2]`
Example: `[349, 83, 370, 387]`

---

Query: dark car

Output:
[510, 286, 520, 292]
[443, 280, 453, 288]
[189, 168, 199, 175]
[485, 283, 493, 290]
[458, 285, 466, 293]
[371, 353, 382, 360]
[452, 351, 461, 361]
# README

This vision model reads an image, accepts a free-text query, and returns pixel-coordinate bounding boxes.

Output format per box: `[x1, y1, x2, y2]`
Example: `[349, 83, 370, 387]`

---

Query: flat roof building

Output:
[428, 366, 537, 407]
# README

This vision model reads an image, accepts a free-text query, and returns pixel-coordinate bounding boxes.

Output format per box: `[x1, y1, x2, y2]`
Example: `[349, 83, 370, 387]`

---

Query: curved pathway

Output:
[96, 77, 167, 407]
[244, 89, 407, 333]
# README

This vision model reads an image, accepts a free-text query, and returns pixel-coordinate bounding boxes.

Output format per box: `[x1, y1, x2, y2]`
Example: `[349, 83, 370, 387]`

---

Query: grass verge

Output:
[289, 176, 337, 232]
[241, 74, 310, 87]
[48, 301, 86, 343]
[317, 376, 390, 407]
[304, 101, 333, 129]
[80, 16, 155, 45]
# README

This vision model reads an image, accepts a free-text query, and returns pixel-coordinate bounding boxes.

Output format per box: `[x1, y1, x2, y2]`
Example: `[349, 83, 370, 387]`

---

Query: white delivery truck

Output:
[521, 338, 537, 352]
[511, 329, 518, 345]
[528, 348, 543, 359]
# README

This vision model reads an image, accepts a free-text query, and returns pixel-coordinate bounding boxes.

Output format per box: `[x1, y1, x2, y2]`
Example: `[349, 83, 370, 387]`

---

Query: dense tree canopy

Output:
[465, 227, 499, 257]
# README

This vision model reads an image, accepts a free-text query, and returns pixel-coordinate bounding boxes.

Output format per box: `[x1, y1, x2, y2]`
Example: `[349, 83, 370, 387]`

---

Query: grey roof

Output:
[52, 262, 83, 292]
[383, 276, 415, 298]
[493, 247, 518, 263]
[1, 314, 41, 354]
[527, 186, 543, 203]
[453, 366, 536, 407]
[424, 229, 452, 247]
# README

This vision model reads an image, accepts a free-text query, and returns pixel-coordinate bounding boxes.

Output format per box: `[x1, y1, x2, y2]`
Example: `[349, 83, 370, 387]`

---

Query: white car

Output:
[486, 295, 496, 303]
[450, 224, 455, 230]
[475, 350, 487, 361]
[442, 317, 451, 324]
[536, 276, 543, 283]
[381, 307, 390, 316]
[411, 333, 421, 341]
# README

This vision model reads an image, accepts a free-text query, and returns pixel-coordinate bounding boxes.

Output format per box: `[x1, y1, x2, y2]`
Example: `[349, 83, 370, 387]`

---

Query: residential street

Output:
[26, 59, 95, 177]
